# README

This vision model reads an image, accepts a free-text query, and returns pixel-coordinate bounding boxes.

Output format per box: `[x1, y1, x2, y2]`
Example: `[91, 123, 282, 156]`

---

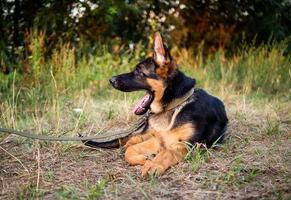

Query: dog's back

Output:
[174, 89, 228, 147]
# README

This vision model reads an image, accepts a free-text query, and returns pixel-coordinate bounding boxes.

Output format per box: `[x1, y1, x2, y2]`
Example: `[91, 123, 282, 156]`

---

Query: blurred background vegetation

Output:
[1, 0, 291, 72]
[0, 1, 290, 130]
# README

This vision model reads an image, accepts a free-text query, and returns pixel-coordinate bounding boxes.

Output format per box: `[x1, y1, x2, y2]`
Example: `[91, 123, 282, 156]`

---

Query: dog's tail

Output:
[82, 135, 130, 149]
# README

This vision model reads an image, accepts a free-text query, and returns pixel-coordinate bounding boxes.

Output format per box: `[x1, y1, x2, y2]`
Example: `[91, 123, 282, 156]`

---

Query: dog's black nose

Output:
[109, 76, 118, 86]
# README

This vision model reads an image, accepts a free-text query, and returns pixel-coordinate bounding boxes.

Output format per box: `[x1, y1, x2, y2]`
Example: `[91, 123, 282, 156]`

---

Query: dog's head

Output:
[110, 32, 195, 115]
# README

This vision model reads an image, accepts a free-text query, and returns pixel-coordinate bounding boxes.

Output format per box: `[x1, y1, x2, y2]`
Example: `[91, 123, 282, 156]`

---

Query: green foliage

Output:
[44, 170, 55, 181]
[221, 156, 261, 186]
[185, 144, 210, 172]
[148, 173, 158, 187]
[86, 179, 107, 200]
[18, 181, 44, 200]
[54, 179, 107, 200]
[264, 118, 281, 136]
[1, 0, 290, 71]
[55, 186, 79, 200]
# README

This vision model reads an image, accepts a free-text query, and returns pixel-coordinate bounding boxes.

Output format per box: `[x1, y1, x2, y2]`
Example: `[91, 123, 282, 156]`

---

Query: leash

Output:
[0, 113, 149, 142]
[0, 88, 198, 143]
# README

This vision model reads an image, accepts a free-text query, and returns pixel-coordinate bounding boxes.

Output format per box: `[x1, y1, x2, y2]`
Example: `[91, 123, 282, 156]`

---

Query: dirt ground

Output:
[1, 98, 290, 200]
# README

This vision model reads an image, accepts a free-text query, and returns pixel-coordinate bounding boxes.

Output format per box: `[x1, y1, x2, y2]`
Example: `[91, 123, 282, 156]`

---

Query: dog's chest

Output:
[148, 109, 193, 148]
[148, 110, 176, 132]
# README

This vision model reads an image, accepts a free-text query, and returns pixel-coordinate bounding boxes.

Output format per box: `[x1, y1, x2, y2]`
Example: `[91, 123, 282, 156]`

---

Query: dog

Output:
[85, 32, 228, 176]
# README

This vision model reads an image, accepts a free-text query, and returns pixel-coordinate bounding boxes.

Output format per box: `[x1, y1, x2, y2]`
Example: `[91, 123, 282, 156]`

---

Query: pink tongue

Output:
[132, 93, 150, 114]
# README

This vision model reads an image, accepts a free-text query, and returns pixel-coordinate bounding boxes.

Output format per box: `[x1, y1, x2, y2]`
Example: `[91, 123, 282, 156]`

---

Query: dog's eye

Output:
[135, 69, 146, 77]
[139, 71, 147, 77]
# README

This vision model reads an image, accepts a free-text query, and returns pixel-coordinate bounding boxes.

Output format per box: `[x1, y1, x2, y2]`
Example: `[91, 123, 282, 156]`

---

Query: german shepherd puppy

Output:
[86, 33, 228, 176]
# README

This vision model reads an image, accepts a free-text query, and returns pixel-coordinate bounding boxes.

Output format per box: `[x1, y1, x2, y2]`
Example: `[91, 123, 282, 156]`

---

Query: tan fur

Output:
[155, 60, 176, 78]
[125, 136, 161, 165]
[146, 79, 165, 113]
[161, 123, 194, 148]
[124, 129, 155, 149]
[141, 144, 187, 176]
[142, 124, 194, 176]
[148, 110, 174, 132]
[124, 123, 195, 176]
[156, 66, 169, 78]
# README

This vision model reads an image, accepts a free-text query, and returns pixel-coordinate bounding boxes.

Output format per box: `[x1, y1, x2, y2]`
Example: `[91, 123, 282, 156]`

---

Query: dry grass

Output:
[1, 89, 290, 200]
[0, 36, 290, 199]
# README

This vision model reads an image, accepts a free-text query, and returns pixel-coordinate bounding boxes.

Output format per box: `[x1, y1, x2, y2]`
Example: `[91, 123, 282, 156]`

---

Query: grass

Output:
[264, 118, 281, 136]
[86, 178, 108, 200]
[18, 182, 44, 200]
[0, 34, 290, 199]
[185, 144, 210, 173]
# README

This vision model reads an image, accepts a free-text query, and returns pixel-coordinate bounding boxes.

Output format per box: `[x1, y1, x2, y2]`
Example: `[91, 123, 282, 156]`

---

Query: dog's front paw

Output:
[124, 136, 143, 149]
[141, 160, 165, 177]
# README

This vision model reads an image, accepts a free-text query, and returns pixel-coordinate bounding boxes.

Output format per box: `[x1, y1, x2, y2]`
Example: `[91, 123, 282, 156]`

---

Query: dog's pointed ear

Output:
[153, 32, 176, 78]
[153, 32, 166, 65]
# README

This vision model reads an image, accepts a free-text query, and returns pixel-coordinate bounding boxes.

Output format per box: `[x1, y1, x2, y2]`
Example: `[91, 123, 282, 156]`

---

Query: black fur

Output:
[162, 70, 196, 106]
[172, 87, 228, 147]
[157, 69, 228, 147]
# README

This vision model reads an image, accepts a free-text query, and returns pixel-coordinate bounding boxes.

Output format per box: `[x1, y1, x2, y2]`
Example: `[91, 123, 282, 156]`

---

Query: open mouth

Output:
[132, 92, 154, 115]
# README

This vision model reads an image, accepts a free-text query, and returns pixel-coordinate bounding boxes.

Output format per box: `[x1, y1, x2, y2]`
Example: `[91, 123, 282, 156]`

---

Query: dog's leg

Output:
[141, 143, 188, 176]
[123, 131, 153, 149]
[125, 136, 161, 165]
[141, 123, 194, 176]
